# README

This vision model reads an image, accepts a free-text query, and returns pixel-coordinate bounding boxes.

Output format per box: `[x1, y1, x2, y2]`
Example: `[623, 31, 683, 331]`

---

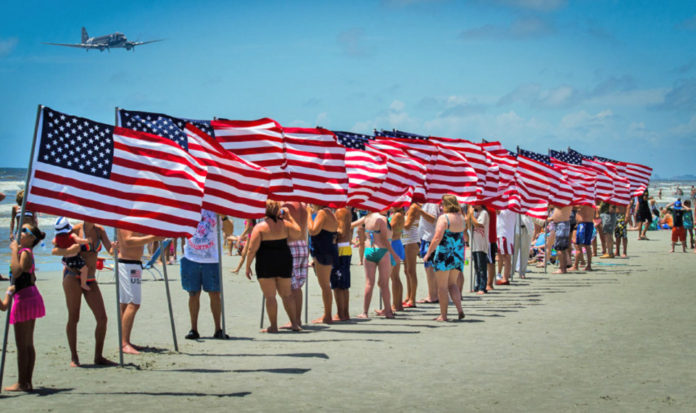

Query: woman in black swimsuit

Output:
[246, 201, 302, 332]
[52, 221, 117, 367]
[307, 205, 339, 324]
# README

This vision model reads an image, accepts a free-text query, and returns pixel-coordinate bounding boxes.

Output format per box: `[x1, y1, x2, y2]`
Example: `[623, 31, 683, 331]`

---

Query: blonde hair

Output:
[441, 194, 461, 213]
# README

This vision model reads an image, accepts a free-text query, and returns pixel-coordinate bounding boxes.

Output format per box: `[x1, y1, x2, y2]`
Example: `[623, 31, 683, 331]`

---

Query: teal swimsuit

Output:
[364, 229, 388, 263]
[431, 215, 464, 272]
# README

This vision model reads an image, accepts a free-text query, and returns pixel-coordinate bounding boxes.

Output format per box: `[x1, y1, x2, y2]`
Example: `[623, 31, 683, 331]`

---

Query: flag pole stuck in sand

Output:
[113, 107, 125, 367]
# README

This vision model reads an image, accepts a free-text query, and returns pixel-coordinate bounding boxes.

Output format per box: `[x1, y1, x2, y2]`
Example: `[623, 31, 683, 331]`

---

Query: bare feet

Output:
[569, 266, 579, 272]
[486, 286, 494, 291]
[552, 269, 566, 274]
[375, 309, 386, 316]
[122, 343, 140, 355]
[4, 382, 31, 392]
[311, 316, 333, 324]
[434, 316, 447, 322]
[458, 311, 465, 320]
[261, 327, 279, 333]
[70, 357, 80, 367]
[476, 291, 485, 295]
[332, 314, 350, 322]
[356, 312, 369, 319]
[94, 356, 117, 366]
[584, 266, 593, 271]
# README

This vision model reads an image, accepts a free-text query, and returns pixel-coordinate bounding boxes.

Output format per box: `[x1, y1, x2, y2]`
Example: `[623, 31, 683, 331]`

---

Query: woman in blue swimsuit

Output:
[357, 211, 400, 319]
[423, 195, 465, 321]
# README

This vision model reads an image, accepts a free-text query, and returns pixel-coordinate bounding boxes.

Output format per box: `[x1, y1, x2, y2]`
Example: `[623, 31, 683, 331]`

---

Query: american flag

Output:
[569, 147, 629, 205]
[549, 149, 596, 207]
[185, 125, 270, 218]
[365, 133, 427, 207]
[119, 109, 271, 218]
[27, 107, 207, 238]
[212, 118, 293, 196]
[275, 127, 348, 207]
[379, 130, 477, 203]
[334, 131, 388, 207]
[621, 161, 652, 196]
[119, 109, 214, 139]
[429, 136, 490, 202]
[514, 148, 570, 220]
[479, 142, 518, 210]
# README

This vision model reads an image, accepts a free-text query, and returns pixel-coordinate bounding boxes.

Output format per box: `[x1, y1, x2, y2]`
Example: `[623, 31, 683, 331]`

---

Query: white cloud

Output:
[560, 109, 614, 129]
[0, 37, 18, 57]
[492, 0, 566, 11]
[669, 115, 696, 136]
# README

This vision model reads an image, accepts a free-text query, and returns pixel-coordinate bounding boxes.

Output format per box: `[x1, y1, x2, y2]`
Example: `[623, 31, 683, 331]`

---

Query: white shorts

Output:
[118, 260, 142, 305]
[497, 237, 514, 255]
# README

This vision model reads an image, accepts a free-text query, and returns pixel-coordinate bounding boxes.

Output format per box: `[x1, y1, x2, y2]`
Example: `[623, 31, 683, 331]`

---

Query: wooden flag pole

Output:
[113, 107, 124, 366]
[0, 104, 43, 392]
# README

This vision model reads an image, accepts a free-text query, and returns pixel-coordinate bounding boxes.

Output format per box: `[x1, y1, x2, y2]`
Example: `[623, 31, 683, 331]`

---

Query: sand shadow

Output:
[259, 338, 383, 343]
[89, 390, 250, 397]
[0, 387, 74, 397]
[182, 352, 329, 359]
[136, 346, 171, 354]
[322, 329, 420, 335]
[233, 368, 310, 374]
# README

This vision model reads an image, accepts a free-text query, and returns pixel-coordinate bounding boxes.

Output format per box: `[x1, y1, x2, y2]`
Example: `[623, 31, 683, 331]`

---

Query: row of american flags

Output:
[25, 106, 652, 238]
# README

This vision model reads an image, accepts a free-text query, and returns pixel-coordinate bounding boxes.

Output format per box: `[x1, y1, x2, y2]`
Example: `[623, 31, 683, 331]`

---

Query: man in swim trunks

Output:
[116, 228, 164, 355]
[283, 201, 309, 327]
[181, 209, 225, 340]
[572, 204, 596, 271]
[551, 205, 572, 274]
[416, 203, 440, 303]
[332, 206, 353, 321]
[599, 202, 616, 258]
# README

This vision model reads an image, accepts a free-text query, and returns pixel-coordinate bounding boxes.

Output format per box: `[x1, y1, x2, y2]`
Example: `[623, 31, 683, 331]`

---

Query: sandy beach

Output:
[0, 228, 693, 412]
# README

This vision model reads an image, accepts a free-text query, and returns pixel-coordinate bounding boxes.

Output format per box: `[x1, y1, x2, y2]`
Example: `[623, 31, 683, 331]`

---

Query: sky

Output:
[1, 0, 694, 178]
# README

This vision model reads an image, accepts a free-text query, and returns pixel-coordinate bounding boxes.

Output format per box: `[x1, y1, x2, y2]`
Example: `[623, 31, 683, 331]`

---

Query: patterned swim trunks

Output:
[614, 215, 626, 239]
[288, 240, 309, 290]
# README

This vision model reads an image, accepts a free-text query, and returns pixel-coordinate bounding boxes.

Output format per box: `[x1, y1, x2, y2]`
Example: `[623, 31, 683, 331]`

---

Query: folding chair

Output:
[142, 240, 172, 281]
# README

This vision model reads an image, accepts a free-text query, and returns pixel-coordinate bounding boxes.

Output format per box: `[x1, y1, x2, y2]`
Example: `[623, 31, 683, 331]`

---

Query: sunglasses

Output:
[21, 228, 35, 237]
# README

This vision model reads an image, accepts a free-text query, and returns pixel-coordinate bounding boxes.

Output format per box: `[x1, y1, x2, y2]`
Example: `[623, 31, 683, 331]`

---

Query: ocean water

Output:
[0, 167, 246, 274]
[0, 167, 692, 274]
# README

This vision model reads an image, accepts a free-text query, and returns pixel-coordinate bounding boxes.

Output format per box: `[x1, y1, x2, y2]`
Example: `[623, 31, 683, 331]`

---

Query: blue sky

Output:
[1, 0, 694, 177]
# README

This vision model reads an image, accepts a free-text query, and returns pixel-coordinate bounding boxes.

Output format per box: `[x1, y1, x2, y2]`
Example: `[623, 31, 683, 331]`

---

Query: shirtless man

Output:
[332, 206, 353, 321]
[572, 204, 595, 271]
[283, 201, 309, 328]
[116, 228, 164, 354]
[550, 205, 572, 274]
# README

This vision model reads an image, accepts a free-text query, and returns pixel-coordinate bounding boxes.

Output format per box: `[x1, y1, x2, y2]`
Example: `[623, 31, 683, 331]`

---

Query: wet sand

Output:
[0, 229, 694, 411]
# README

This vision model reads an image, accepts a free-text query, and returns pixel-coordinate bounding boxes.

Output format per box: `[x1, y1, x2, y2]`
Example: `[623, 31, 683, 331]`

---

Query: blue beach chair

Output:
[142, 240, 172, 281]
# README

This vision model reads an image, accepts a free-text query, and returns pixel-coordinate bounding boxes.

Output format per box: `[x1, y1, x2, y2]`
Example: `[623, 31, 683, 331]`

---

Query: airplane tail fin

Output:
[81, 27, 88, 43]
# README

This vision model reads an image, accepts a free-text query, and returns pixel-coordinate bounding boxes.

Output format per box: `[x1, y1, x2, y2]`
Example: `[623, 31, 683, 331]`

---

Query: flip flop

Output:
[416, 298, 439, 304]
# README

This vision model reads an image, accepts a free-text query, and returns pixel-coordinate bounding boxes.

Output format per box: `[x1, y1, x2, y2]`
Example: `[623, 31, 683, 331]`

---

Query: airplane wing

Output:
[127, 39, 164, 47]
[43, 42, 104, 49]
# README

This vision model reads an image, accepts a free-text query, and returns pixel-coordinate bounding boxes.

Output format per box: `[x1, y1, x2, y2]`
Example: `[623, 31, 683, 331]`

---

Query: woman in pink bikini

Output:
[6, 223, 46, 391]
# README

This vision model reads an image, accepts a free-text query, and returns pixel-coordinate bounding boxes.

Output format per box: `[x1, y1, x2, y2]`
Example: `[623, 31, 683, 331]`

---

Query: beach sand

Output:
[0, 229, 694, 412]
